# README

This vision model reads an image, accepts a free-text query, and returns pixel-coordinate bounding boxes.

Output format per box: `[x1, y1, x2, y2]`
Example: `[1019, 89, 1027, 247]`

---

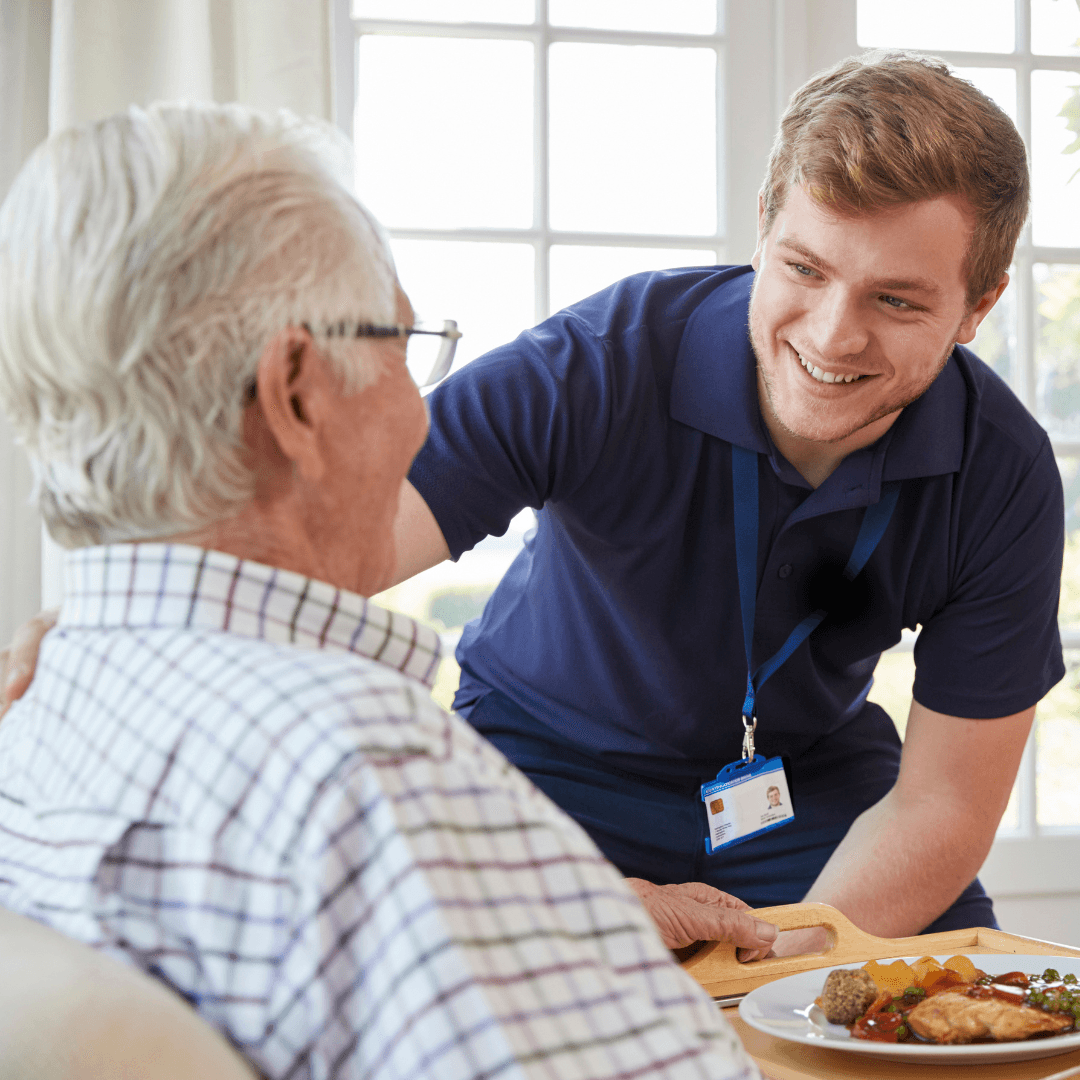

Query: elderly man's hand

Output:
[0, 609, 57, 719]
[625, 878, 778, 957]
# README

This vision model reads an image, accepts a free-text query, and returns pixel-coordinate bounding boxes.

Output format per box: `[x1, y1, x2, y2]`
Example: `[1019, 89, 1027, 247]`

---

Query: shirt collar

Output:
[59, 543, 442, 689]
[669, 266, 966, 485]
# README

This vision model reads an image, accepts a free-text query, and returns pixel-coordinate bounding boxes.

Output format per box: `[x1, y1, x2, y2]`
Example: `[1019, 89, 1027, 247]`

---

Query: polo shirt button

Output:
[778, 564, 793, 579]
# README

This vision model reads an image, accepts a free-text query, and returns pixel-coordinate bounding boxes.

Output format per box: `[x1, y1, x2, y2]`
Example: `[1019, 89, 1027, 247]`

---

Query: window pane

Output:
[378, 238, 536, 682]
[970, 265, 1016, 385]
[1037, 650, 1080, 826]
[1031, 70, 1080, 248]
[1035, 264, 1080, 436]
[869, 646, 1020, 831]
[549, 43, 716, 235]
[857, 0, 1014, 52]
[869, 649, 914, 739]
[1032, 0, 1080, 56]
[549, 0, 717, 34]
[1058, 455, 1080, 628]
[952, 67, 1017, 123]
[999, 778, 1021, 832]
[355, 36, 533, 229]
[390, 240, 534, 379]
[549, 245, 715, 315]
[373, 508, 537, 712]
[353, 0, 534, 22]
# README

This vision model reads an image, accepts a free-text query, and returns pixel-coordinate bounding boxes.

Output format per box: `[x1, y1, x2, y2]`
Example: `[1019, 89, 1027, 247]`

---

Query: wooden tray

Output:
[680, 902, 1080, 998]
[683, 904, 1080, 1079]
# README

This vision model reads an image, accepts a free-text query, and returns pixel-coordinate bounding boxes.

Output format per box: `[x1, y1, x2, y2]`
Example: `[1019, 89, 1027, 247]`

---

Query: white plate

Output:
[738, 954, 1080, 1065]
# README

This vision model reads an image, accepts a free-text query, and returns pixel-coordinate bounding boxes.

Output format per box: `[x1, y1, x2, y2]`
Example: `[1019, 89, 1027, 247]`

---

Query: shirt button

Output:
[778, 564, 793, 579]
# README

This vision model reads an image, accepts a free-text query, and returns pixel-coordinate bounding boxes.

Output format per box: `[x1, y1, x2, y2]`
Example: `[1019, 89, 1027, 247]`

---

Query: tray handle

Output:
[680, 902, 985, 995]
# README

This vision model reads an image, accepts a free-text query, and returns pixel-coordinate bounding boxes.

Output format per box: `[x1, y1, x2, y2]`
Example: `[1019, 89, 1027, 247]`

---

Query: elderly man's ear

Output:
[247, 326, 335, 484]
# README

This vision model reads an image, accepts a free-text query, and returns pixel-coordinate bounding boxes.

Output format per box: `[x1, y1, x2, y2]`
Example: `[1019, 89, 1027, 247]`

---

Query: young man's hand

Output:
[0, 610, 58, 718]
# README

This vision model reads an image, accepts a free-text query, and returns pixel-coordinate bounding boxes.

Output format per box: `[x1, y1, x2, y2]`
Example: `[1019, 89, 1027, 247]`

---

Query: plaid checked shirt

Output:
[0, 544, 758, 1080]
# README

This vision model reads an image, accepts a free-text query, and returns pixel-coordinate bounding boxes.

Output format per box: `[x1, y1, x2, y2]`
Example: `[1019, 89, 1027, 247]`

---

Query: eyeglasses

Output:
[302, 318, 462, 388]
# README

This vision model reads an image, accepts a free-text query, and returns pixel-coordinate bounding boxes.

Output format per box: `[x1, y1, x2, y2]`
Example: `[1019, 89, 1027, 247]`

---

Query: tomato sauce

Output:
[848, 965, 1080, 1044]
[851, 991, 917, 1043]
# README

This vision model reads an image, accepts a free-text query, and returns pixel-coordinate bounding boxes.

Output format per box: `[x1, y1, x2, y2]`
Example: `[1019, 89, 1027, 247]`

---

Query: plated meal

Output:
[819, 954, 1079, 1044]
[737, 953, 1080, 1065]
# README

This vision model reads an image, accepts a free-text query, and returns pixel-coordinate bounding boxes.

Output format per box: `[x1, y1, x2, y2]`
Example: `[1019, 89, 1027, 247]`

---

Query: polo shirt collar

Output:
[670, 266, 966, 487]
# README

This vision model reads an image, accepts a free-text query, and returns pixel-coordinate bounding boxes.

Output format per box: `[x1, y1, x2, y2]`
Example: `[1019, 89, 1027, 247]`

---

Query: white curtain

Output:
[0, 0, 336, 640]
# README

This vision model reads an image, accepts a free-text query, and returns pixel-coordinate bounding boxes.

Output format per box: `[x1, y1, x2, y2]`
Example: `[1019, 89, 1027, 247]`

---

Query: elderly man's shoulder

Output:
[43, 615, 455, 761]
[7, 609, 542, 864]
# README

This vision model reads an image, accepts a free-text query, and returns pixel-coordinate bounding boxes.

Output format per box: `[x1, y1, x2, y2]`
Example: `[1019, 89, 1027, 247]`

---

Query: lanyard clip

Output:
[741, 714, 757, 761]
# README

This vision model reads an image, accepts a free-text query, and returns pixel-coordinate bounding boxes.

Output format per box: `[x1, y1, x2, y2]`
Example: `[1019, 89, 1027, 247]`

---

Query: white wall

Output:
[982, 836, 1080, 945]
[995, 896, 1080, 949]
[0, 0, 50, 646]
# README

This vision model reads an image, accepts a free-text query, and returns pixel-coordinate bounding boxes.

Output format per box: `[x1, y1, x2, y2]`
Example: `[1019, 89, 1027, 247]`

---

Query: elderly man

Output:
[0, 103, 765, 1080]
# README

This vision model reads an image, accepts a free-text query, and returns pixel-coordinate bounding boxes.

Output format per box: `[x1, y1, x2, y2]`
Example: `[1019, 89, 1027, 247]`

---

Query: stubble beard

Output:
[748, 317, 958, 448]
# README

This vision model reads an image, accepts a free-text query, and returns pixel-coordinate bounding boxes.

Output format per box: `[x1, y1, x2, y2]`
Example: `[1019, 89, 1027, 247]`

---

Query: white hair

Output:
[0, 101, 398, 547]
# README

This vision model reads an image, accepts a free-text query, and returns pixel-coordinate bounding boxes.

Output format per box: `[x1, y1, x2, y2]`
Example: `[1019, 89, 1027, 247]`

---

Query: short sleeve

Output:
[913, 436, 1065, 718]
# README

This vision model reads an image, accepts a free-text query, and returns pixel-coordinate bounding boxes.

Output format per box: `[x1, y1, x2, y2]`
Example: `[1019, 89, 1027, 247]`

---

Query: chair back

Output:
[0, 905, 257, 1080]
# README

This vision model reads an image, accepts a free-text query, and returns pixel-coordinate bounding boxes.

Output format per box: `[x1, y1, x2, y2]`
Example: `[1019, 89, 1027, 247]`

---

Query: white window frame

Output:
[885, 0, 1080, 900]
[332, 0, 859, 288]
[331, 0, 1080, 905]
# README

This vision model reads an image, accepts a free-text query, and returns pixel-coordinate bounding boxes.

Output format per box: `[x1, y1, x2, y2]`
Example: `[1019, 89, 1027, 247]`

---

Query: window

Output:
[341, 0, 728, 704]
[857, 0, 1080, 908]
[335, 0, 1077, 924]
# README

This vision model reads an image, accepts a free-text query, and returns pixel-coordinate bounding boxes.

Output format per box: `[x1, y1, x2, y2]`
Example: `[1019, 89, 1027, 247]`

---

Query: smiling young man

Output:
[750, 187, 1009, 488]
[382, 48, 1064, 949]
[2, 52, 1065, 954]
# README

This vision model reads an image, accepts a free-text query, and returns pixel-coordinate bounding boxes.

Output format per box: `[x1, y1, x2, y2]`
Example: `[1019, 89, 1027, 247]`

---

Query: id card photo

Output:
[702, 758, 793, 853]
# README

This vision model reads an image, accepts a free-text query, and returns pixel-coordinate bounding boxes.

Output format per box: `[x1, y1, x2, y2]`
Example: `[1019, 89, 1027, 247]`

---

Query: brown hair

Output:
[761, 50, 1029, 309]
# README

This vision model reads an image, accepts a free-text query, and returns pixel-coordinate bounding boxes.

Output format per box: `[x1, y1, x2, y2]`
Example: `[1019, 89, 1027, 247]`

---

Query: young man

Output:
[389, 51, 1063, 948]
[0, 102, 763, 1079]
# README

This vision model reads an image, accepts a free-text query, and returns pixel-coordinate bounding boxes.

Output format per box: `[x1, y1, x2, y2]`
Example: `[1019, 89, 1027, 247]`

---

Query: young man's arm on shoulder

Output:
[782, 699, 1032, 949]
[387, 479, 450, 586]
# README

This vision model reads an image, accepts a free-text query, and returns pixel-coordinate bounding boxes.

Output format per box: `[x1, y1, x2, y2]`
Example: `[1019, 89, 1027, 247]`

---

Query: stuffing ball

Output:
[821, 968, 879, 1024]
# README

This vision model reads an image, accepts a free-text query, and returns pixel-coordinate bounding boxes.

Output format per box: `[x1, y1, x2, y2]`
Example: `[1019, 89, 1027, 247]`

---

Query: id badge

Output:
[701, 754, 794, 854]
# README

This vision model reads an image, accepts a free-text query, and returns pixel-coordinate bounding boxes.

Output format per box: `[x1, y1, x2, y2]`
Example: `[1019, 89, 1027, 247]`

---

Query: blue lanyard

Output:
[732, 445, 900, 738]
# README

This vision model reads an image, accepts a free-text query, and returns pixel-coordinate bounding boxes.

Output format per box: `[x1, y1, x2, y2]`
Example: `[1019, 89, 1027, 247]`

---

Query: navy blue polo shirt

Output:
[409, 265, 1065, 791]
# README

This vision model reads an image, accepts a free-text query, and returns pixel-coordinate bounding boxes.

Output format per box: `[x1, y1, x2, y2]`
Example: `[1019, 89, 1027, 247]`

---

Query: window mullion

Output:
[1016, 247, 1037, 409]
[716, 36, 726, 263]
[1015, 0, 1039, 839]
[1014, 0, 1035, 408]
[331, 0, 356, 137]
[1017, 0, 1031, 54]
[536, 0, 550, 322]
[1020, 717, 1039, 835]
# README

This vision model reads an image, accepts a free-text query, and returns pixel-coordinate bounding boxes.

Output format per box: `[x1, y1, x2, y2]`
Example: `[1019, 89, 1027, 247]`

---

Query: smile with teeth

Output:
[798, 352, 865, 384]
